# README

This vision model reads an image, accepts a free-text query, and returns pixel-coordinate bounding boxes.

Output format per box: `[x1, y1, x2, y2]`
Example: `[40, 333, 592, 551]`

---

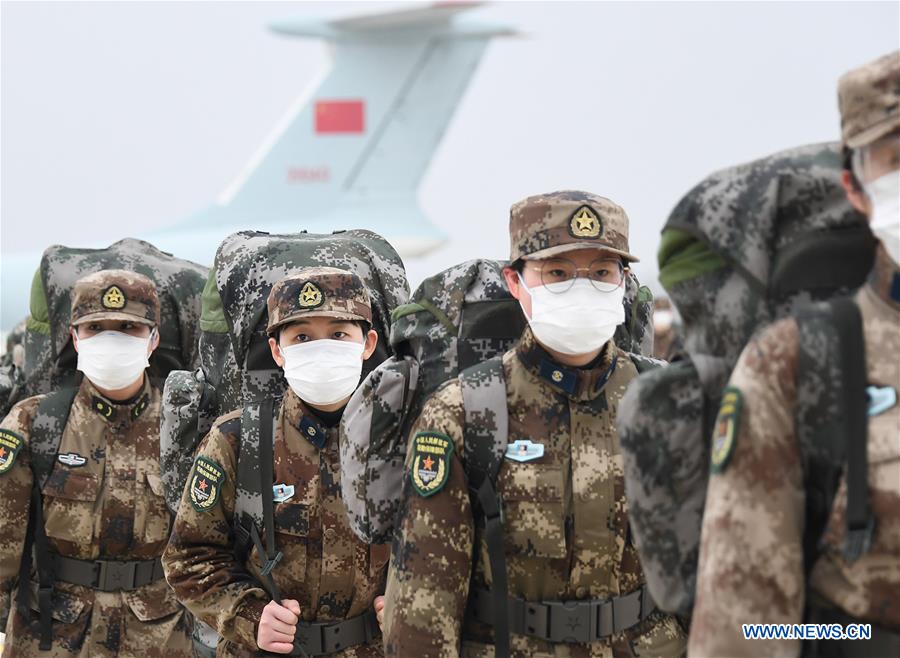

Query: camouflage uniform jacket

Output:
[383, 328, 687, 657]
[689, 247, 900, 657]
[162, 389, 388, 657]
[0, 377, 191, 657]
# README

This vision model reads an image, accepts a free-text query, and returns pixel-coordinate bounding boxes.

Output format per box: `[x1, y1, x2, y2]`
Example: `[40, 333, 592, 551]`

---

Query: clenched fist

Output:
[257, 599, 302, 654]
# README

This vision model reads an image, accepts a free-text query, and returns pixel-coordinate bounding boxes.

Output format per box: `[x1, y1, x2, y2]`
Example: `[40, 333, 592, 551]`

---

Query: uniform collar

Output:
[283, 388, 329, 450]
[514, 327, 618, 401]
[866, 244, 900, 314]
[81, 376, 152, 424]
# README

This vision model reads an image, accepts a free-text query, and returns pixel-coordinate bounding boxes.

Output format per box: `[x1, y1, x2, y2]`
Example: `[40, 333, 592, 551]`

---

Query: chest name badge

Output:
[273, 483, 295, 503]
[190, 456, 226, 512]
[0, 429, 24, 475]
[505, 439, 545, 463]
[867, 386, 897, 417]
[410, 431, 453, 497]
[58, 453, 87, 467]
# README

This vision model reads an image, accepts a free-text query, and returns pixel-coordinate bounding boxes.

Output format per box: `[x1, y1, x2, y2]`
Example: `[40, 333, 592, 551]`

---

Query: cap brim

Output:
[71, 312, 155, 326]
[522, 242, 640, 263]
[845, 118, 900, 149]
[267, 310, 370, 334]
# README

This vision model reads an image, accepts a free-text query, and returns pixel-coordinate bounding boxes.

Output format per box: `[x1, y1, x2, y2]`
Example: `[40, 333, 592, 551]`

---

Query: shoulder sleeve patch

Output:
[410, 431, 454, 497]
[0, 428, 25, 475]
[711, 386, 743, 474]
[189, 456, 226, 512]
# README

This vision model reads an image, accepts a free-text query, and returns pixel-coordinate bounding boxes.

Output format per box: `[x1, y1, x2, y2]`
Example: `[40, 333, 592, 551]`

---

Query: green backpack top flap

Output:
[662, 141, 872, 296]
[24, 238, 208, 397]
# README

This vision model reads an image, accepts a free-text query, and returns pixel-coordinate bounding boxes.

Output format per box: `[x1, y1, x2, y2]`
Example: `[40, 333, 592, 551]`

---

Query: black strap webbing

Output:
[256, 398, 283, 602]
[476, 478, 509, 657]
[32, 480, 54, 650]
[830, 299, 872, 562]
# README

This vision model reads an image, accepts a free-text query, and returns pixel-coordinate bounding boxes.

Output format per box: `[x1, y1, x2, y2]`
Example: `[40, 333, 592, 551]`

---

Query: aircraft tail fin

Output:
[180, 2, 512, 256]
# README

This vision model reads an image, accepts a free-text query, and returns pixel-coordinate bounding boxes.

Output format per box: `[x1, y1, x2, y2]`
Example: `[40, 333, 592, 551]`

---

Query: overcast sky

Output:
[2, 0, 898, 324]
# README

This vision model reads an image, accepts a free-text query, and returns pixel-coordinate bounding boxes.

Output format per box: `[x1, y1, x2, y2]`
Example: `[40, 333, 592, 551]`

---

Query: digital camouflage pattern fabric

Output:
[838, 50, 900, 148]
[162, 388, 388, 657]
[383, 328, 686, 657]
[266, 266, 373, 333]
[617, 142, 872, 617]
[688, 246, 900, 656]
[341, 258, 653, 545]
[509, 190, 638, 263]
[20, 238, 207, 402]
[69, 269, 161, 328]
[0, 378, 192, 657]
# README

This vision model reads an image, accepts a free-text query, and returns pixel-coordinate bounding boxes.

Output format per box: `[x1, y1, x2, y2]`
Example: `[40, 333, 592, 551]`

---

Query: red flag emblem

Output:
[315, 100, 365, 134]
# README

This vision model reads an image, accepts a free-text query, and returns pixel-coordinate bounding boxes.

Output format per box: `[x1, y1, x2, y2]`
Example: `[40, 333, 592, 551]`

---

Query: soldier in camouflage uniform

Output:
[163, 267, 388, 657]
[383, 191, 687, 657]
[689, 51, 900, 657]
[0, 270, 192, 657]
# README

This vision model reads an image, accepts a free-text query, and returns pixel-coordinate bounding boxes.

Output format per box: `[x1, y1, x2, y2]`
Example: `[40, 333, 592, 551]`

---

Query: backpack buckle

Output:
[259, 551, 283, 576]
[843, 516, 875, 563]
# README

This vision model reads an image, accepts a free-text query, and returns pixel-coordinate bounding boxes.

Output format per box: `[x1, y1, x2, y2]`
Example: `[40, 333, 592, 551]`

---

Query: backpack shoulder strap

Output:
[460, 356, 508, 487]
[30, 387, 79, 490]
[459, 356, 510, 658]
[23, 386, 78, 649]
[796, 297, 870, 570]
[234, 398, 282, 602]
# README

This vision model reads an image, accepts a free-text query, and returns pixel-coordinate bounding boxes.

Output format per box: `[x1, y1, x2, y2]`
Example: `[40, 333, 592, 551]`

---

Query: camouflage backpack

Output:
[340, 257, 655, 546]
[159, 228, 409, 513]
[616, 142, 876, 619]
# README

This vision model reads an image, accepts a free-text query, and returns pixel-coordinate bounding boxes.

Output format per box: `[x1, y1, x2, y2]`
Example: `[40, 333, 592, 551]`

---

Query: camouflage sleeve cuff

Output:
[231, 596, 267, 650]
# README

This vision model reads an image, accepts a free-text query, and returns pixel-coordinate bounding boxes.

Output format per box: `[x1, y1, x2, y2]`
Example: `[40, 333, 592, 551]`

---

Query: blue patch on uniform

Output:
[867, 385, 897, 417]
[273, 483, 295, 503]
[505, 439, 545, 462]
[298, 416, 326, 449]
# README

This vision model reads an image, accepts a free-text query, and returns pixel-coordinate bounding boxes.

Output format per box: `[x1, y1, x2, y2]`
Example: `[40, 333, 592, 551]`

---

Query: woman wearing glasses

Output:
[381, 191, 686, 658]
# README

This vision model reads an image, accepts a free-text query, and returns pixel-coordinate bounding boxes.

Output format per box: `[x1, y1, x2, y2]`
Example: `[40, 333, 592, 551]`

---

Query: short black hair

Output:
[842, 145, 863, 192]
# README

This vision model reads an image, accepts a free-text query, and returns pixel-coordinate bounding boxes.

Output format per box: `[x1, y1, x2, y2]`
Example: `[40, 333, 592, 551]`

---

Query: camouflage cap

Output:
[509, 190, 638, 263]
[70, 269, 160, 327]
[266, 266, 372, 334]
[838, 50, 900, 149]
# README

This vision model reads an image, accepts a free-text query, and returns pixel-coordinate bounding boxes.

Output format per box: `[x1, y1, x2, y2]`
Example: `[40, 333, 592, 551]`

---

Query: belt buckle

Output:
[97, 560, 137, 591]
[546, 600, 592, 643]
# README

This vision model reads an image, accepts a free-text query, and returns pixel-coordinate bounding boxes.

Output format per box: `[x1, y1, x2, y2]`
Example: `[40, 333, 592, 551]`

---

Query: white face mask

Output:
[866, 169, 900, 264]
[279, 339, 365, 406]
[75, 330, 152, 391]
[518, 273, 625, 356]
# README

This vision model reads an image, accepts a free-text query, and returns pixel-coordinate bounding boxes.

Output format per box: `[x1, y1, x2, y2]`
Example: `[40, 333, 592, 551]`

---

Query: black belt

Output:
[51, 555, 165, 592]
[469, 585, 656, 643]
[262, 609, 380, 657]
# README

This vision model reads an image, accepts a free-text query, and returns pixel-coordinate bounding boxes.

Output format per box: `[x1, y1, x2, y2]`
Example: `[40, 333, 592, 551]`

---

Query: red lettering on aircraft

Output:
[287, 167, 331, 183]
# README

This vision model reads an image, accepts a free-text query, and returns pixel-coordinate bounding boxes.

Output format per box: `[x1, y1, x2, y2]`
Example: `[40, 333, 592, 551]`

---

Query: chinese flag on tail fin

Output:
[315, 100, 365, 134]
